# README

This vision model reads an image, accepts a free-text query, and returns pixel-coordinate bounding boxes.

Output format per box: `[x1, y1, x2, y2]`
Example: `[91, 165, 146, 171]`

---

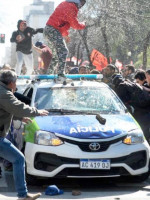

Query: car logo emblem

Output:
[89, 143, 100, 151]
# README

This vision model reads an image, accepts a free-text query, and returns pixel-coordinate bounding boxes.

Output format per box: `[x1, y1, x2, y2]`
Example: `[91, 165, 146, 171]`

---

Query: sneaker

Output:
[17, 192, 41, 200]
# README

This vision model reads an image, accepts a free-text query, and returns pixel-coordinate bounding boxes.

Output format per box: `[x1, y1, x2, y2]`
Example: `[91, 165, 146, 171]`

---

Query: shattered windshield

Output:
[34, 87, 125, 114]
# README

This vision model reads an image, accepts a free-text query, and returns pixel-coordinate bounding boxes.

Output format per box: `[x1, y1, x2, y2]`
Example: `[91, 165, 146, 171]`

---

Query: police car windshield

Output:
[34, 87, 125, 114]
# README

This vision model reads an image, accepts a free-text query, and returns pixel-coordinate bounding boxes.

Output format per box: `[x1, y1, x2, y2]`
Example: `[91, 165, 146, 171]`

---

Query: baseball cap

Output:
[45, 185, 64, 196]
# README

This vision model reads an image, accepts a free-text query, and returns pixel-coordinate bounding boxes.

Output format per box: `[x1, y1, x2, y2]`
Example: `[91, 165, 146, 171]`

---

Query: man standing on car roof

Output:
[0, 70, 49, 200]
[10, 20, 43, 75]
[44, 0, 86, 81]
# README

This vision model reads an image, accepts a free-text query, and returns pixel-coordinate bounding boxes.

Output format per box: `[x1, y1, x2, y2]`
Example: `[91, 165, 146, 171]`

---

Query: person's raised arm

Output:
[32, 44, 42, 54]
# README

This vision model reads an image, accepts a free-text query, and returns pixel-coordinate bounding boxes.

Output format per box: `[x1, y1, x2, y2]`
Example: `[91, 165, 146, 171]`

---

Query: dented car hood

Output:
[25, 114, 138, 141]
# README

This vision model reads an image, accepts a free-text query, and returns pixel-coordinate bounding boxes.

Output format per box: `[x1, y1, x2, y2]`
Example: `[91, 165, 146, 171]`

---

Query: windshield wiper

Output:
[46, 108, 65, 113]
[46, 108, 106, 125]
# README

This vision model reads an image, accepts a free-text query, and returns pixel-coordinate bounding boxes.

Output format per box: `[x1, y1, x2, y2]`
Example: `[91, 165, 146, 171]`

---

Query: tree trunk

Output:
[101, 25, 110, 64]
[78, 28, 93, 68]
[76, 42, 81, 66]
[143, 32, 150, 70]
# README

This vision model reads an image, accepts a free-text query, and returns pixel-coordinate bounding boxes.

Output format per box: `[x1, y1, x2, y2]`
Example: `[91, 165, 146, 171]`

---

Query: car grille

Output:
[59, 136, 126, 152]
[34, 150, 147, 173]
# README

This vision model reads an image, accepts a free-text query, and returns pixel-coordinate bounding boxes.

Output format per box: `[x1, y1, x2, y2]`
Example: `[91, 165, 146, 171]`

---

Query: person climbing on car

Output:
[44, 0, 86, 81]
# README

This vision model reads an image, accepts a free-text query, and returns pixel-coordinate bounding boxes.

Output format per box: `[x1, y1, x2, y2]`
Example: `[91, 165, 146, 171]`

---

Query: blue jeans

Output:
[0, 137, 28, 197]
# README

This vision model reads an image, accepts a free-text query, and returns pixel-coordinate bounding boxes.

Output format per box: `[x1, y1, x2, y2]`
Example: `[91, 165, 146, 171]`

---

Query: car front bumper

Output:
[25, 140, 150, 178]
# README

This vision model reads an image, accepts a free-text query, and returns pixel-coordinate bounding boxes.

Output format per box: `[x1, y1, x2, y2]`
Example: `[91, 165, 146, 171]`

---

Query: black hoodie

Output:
[10, 20, 43, 54]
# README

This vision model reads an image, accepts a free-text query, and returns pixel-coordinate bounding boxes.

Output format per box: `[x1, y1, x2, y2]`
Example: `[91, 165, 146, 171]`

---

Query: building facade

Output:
[24, 0, 54, 43]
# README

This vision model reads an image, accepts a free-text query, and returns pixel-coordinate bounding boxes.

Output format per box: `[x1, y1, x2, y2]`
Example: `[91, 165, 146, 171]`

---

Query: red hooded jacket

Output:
[46, 1, 85, 36]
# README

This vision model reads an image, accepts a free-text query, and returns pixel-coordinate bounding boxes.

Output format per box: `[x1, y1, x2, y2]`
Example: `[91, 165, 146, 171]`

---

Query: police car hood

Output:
[34, 114, 138, 139]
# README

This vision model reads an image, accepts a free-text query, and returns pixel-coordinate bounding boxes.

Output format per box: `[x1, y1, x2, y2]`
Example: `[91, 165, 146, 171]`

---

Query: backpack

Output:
[124, 80, 150, 108]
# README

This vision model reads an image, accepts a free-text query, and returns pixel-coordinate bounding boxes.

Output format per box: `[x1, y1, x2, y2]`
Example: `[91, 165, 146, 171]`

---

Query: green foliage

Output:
[68, 0, 150, 66]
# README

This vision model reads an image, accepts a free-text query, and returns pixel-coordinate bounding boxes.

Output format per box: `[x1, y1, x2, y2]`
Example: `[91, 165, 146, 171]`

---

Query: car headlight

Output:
[35, 130, 63, 146]
[123, 129, 144, 144]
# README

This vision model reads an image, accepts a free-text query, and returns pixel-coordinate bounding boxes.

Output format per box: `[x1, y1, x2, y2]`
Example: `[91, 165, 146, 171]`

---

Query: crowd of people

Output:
[101, 64, 150, 144]
[1, 62, 150, 146]
[1, 55, 150, 200]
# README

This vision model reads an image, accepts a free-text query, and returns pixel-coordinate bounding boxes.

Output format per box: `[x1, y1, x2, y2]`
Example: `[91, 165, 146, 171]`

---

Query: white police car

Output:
[19, 75, 150, 182]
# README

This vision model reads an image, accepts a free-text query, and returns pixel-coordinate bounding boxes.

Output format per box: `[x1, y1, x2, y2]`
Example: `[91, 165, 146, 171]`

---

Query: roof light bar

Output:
[18, 74, 103, 80]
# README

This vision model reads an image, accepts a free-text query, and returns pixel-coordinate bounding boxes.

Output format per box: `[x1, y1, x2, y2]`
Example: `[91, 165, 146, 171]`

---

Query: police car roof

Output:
[36, 80, 108, 89]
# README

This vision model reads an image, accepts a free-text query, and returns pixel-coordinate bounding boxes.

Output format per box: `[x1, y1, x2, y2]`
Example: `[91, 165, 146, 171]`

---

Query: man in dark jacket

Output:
[123, 64, 135, 82]
[0, 70, 48, 199]
[10, 20, 43, 75]
[44, 0, 86, 80]
[112, 74, 150, 143]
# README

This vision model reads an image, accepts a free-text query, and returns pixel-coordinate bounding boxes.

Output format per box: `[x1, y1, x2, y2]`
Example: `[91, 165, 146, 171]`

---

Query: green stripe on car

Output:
[24, 118, 40, 143]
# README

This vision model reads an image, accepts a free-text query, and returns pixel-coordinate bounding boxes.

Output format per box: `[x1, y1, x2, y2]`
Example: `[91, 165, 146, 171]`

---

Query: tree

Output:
[67, 0, 150, 68]
[143, 32, 150, 69]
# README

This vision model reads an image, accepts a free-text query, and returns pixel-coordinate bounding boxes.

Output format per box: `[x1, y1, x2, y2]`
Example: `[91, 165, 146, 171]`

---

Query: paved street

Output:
[1, 164, 150, 200]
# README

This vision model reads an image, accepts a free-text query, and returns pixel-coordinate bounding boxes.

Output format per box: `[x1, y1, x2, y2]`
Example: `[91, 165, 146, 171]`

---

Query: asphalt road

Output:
[1, 164, 150, 200]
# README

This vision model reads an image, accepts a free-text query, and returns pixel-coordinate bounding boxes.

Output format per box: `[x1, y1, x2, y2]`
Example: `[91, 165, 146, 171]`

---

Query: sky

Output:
[0, 0, 63, 64]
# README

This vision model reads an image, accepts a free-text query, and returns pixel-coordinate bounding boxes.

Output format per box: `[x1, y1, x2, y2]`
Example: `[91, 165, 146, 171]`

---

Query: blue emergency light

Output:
[18, 74, 103, 80]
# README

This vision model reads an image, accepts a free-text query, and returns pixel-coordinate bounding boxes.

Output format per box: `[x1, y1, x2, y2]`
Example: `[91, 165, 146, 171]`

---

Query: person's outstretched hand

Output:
[22, 117, 33, 124]
[38, 110, 49, 116]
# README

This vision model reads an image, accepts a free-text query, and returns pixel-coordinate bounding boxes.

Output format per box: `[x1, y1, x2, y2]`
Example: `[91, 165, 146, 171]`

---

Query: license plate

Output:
[80, 159, 110, 169]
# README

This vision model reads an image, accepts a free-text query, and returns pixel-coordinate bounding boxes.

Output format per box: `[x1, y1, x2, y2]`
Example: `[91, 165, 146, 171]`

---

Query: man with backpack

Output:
[112, 74, 150, 143]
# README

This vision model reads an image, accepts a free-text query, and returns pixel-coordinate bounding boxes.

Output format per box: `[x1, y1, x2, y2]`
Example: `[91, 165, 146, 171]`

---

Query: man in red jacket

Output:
[44, 0, 86, 80]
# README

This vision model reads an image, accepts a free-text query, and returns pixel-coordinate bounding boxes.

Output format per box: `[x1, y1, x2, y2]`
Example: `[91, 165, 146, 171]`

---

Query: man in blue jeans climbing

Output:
[0, 70, 49, 199]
